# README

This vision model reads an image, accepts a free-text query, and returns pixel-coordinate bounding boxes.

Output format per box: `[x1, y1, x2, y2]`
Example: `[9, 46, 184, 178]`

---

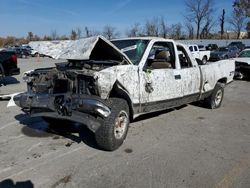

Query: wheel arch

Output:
[109, 81, 134, 121]
[217, 77, 227, 86]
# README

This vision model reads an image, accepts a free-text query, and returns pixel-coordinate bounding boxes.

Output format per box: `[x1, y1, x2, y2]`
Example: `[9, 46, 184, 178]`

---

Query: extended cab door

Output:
[177, 44, 201, 98]
[139, 41, 183, 113]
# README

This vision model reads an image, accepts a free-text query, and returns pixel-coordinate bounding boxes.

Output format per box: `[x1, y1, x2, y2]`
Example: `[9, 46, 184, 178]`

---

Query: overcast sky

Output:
[0, 0, 233, 37]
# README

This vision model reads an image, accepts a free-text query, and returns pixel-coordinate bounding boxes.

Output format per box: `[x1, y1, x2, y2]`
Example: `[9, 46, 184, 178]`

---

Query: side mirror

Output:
[196, 58, 205, 65]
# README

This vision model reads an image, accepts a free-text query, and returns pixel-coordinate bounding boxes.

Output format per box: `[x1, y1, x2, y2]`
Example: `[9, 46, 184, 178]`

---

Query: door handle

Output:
[175, 75, 181, 80]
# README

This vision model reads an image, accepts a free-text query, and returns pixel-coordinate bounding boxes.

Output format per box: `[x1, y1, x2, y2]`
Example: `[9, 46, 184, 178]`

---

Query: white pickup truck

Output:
[188, 44, 211, 64]
[14, 36, 235, 151]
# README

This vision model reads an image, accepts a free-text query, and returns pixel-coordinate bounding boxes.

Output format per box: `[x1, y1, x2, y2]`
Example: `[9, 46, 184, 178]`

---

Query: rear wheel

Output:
[204, 83, 224, 109]
[95, 98, 130, 151]
[202, 56, 207, 64]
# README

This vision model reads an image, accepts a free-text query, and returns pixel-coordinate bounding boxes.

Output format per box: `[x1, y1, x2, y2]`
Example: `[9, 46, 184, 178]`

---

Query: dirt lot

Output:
[0, 57, 250, 188]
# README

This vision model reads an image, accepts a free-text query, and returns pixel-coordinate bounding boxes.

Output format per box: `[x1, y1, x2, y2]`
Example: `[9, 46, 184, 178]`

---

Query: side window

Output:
[189, 46, 193, 52]
[177, 45, 193, 68]
[145, 42, 176, 70]
[194, 46, 198, 51]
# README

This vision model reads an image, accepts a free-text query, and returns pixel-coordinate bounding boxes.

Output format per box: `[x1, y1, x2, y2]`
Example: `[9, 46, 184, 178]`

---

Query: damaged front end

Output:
[14, 36, 133, 133]
[14, 63, 113, 132]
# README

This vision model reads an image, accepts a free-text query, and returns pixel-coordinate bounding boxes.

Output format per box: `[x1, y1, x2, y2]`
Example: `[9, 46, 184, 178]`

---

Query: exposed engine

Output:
[24, 60, 119, 96]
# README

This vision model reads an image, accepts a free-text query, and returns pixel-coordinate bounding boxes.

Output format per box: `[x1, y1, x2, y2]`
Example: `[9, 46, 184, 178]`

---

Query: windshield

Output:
[111, 39, 149, 65]
[239, 50, 250, 58]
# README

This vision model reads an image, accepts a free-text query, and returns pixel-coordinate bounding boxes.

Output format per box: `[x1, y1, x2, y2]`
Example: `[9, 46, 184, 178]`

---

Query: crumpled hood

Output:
[29, 36, 132, 64]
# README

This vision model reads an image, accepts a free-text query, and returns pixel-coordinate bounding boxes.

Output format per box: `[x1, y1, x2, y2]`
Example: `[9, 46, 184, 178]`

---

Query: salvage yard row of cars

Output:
[1, 36, 250, 151]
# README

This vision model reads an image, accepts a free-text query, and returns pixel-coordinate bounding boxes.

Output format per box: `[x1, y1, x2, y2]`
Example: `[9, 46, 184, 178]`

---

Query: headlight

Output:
[22, 70, 34, 82]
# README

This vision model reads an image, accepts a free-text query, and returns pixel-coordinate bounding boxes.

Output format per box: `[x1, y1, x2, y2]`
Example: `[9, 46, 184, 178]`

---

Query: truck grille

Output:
[53, 79, 68, 94]
[78, 78, 86, 94]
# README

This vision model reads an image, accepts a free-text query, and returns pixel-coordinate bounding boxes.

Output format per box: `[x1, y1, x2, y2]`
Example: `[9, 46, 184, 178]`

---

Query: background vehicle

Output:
[234, 49, 250, 79]
[209, 46, 240, 62]
[0, 51, 20, 84]
[206, 44, 219, 51]
[6, 47, 31, 58]
[14, 36, 235, 151]
[228, 41, 245, 51]
[188, 44, 210, 64]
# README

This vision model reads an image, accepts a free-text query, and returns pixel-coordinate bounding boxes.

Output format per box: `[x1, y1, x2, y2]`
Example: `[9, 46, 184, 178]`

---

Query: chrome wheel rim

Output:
[114, 111, 129, 139]
[215, 89, 223, 106]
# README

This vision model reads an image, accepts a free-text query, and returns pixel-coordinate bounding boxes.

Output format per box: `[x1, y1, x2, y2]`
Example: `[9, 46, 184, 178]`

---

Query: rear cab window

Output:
[177, 45, 193, 68]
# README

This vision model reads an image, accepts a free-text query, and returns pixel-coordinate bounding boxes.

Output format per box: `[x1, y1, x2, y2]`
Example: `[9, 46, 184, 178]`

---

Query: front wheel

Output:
[204, 83, 224, 109]
[95, 98, 130, 151]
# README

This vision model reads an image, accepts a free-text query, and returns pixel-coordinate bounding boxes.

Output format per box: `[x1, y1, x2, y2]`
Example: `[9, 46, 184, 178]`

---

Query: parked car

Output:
[14, 36, 235, 151]
[188, 44, 211, 64]
[228, 41, 245, 51]
[209, 46, 240, 62]
[6, 47, 30, 58]
[234, 49, 250, 79]
[0, 50, 20, 84]
[206, 44, 219, 51]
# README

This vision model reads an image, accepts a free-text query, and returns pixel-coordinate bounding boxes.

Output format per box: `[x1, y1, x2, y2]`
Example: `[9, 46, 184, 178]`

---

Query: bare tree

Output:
[184, 0, 214, 39]
[102, 25, 119, 40]
[71, 29, 77, 40]
[233, 0, 250, 38]
[126, 23, 141, 37]
[185, 22, 194, 39]
[229, 8, 246, 39]
[200, 15, 216, 39]
[247, 22, 250, 38]
[84, 26, 91, 38]
[51, 30, 58, 40]
[76, 28, 82, 39]
[159, 16, 168, 38]
[220, 9, 226, 39]
[27, 32, 34, 41]
[144, 18, 160, 37]
[169, 23, 183, 39]
[43, 35, 52, 41]
[233, 0, 250, 16]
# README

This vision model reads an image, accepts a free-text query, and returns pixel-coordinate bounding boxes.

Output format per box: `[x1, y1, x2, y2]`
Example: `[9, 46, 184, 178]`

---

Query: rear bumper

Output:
[9, 67, 20, 76]
[14, 92, 111, 132]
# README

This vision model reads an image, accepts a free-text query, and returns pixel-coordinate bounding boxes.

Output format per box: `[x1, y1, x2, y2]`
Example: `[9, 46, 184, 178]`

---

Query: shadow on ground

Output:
[133, 104, 187, 122]
[0, 179, 34, 188]
[15, 104, 193, 151]
[0, 76, 20, 86]
[15, 113, 99, 150]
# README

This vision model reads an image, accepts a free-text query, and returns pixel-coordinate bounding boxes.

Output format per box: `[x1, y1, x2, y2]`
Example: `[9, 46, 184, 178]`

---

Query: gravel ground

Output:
[0, 57, 249, 188]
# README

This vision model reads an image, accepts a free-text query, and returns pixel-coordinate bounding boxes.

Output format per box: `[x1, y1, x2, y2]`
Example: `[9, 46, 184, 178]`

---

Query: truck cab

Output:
[188, 44, 211, 64]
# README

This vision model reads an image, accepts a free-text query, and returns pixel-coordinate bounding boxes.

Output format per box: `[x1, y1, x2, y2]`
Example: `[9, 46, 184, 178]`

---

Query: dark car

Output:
[209, 46, 240, 62]
[206, 44, 219, 51]
[7, 47, 31, 58]
[0, 51, 20, 84]
[228, 41, 245, 51]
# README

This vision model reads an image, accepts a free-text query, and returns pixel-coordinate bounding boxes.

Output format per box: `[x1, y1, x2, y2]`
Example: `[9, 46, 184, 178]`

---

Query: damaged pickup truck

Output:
[14, 36, 235, 151]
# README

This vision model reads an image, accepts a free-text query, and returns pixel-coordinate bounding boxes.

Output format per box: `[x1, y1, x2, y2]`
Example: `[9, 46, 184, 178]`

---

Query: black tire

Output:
[204, 83, 224, 109]
[95, 98, 130, 151]
[202, 56, 207, 64]
[0, 64, 5, 85]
